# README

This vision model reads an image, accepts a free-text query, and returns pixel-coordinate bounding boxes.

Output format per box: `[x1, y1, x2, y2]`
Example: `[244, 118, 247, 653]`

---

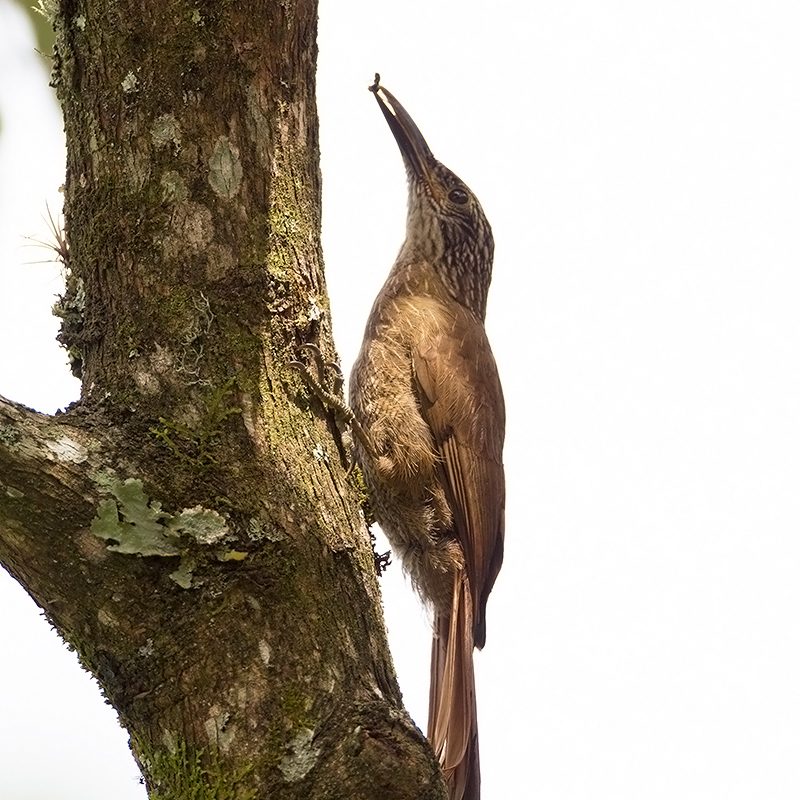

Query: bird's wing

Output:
[413, 305, 505, 648]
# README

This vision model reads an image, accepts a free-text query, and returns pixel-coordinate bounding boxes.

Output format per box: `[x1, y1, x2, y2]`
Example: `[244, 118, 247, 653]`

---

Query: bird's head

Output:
[370, 76, 494, 320]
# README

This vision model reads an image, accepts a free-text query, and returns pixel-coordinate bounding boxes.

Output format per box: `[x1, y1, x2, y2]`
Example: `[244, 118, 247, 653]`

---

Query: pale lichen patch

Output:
[307, 295, 323, 321]
[133, 369, 161, 395]
[0, 425, 21, 450]
[162, 729, 178, 754]
[279, 728, 320, 782]
[138, 638, 155, 657]
[172, 506, 228, 544]
[204, 707, 235, 753]
[132, 344, 176, 394]
[151, 114, 182, 152]
[169, 558, 196, 588]
[151, 344, 176, 374]
[46, 435, 88, 464]
[121, 71, 139, 93]
[160, 170, 188, 203]
[208, 137, 242, 199]
[370, 681, 384, 700]
[258, 640, 271, 668]
[245, 84, 270, 168]
[97, 608, 119, 628]
[89, 467, 119, 493]
[91, 478, 180, 556]
[90, 478, 236, 588]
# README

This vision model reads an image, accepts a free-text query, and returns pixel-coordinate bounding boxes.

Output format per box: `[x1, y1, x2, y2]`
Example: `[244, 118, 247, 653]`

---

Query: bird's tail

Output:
[428, 571, 480, 800]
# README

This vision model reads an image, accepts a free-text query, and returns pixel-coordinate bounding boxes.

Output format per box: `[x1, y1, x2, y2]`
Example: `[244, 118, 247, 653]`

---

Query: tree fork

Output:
[0, 1, 447, 797]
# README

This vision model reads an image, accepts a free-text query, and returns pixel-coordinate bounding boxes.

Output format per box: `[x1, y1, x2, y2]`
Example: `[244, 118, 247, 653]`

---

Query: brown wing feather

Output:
[413, 307, 505, 648]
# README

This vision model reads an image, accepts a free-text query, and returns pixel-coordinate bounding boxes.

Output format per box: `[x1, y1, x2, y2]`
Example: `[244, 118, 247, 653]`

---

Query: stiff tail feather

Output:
[428, 571, 480, 800]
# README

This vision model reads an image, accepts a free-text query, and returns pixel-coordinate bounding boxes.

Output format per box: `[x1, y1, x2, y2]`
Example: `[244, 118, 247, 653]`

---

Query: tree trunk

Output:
[0, 1, 446, 797]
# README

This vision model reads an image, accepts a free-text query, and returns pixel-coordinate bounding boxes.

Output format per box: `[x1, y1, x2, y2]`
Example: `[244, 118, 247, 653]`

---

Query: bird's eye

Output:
[448, 188, 469, 205]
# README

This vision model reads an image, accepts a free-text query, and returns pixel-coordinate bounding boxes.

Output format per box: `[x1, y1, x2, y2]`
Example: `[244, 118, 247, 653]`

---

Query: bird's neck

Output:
[396, 243, 488, 322]
[384, 248, 486, 324]
[401, 199, 491, 320]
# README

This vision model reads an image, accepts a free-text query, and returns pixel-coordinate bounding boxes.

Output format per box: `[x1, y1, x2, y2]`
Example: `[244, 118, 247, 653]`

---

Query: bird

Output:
[348, 74, 506, 800]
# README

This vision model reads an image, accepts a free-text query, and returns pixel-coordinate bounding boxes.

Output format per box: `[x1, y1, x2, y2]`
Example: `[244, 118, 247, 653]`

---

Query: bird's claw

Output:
[301, 343, 343, 389]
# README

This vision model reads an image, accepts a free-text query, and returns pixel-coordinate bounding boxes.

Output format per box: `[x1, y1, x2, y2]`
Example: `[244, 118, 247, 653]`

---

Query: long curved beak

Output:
[369, 74, 437, 189]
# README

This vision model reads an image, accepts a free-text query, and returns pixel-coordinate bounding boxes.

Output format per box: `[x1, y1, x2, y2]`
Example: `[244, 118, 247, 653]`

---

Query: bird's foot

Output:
[289, 344, 371, 466]
[290, 343, 346, 410]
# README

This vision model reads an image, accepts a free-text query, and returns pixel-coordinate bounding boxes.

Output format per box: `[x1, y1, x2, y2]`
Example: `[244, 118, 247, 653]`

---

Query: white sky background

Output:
[1, 0, 799, 798]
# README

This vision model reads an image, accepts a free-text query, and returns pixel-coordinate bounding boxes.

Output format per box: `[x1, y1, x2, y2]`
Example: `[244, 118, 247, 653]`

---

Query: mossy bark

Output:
[0, 1, 447, 797]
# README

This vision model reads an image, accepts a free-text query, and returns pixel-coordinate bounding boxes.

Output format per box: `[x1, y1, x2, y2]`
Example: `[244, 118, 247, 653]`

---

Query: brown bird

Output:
[349, 75, 505, 800]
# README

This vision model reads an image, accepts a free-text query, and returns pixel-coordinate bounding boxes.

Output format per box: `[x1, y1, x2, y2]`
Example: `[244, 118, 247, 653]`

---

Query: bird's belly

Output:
[350, 340, 463, 610]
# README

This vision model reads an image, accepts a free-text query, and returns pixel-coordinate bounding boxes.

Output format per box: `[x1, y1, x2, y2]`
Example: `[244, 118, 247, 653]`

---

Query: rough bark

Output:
[0, 1, 447, 797]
